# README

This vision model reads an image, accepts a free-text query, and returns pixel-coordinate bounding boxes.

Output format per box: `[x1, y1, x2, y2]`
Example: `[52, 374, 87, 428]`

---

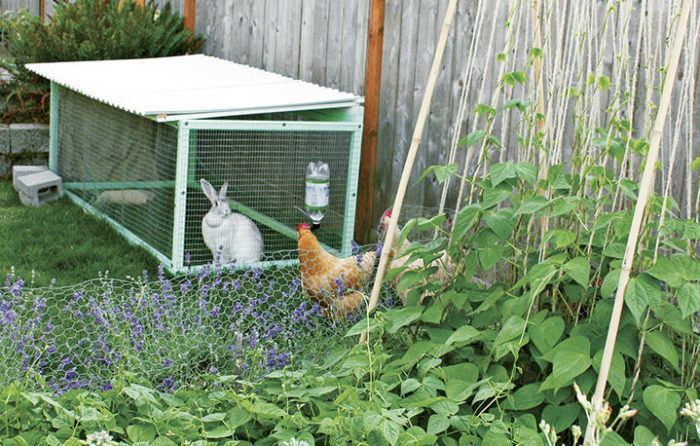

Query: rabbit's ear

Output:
[200, 179, 217, 204]
[219, 182, 229, 200]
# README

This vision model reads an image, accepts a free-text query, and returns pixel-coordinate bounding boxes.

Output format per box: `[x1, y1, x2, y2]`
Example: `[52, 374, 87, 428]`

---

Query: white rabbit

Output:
[200, 178, 264, 265]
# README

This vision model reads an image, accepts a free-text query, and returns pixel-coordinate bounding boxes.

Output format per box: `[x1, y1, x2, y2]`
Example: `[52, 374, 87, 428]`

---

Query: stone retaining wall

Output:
[0, 123, 50, 179]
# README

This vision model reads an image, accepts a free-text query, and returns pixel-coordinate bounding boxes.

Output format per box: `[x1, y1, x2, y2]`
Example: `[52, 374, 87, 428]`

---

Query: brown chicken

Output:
[380, 210, 456, 305]
[297, 223, 376, 319]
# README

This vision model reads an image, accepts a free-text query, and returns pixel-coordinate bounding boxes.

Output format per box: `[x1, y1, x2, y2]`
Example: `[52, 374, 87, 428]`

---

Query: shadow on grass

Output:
[0, 181, 160, 286]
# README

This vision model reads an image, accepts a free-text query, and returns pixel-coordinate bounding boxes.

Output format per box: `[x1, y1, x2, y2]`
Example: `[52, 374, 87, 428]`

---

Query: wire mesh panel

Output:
[51, 84, 362, 273]
[181, 119, 362, 270]
[0, 248, 401, 394]
[55, 86, 179, 266]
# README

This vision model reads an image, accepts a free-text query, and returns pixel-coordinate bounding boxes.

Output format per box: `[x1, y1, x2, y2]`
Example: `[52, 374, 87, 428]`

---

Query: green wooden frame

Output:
[49, 82, 59, 172]
[173, 113, 364, 273]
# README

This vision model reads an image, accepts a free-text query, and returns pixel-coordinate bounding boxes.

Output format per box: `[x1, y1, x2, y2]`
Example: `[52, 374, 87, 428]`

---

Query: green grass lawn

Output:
[0, 181, 160, 286]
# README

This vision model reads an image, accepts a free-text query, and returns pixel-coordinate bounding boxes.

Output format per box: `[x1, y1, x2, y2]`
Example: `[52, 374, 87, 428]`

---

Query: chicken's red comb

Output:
[383, 210, 392, 219]
[297, 222, 311, 232]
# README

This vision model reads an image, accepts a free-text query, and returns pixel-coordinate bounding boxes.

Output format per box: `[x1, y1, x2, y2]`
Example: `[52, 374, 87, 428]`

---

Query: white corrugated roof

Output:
[26, 55, 362, 121]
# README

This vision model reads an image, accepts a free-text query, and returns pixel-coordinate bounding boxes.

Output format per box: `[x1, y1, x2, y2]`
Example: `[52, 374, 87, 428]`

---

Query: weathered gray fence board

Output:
[421, 0, 447, 207]
[392, 0, 421, 206]
[375, 0, 401, 217]
[324, 1, 343, 89]
[339, 0, 357, 91]
[411, 0, 436, 193]
[298, 0, 315, 81]
[309, 0, 328, 86]
[1, 0, 38, 15]
[248, 0, 265, 69]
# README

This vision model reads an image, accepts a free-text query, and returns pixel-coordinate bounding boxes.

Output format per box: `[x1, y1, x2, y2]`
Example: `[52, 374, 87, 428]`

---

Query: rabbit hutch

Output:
[27, 55, 364, 273]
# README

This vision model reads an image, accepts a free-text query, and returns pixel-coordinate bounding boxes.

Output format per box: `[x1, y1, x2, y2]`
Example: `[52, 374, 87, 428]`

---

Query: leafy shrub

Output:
[353, 115, 700, 443]
[0, 0, 202, 123]
[1, 337, 698, 445]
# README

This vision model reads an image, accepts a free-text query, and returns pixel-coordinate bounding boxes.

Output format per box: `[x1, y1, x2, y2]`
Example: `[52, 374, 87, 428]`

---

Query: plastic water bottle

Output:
[305, 161, 330, 225]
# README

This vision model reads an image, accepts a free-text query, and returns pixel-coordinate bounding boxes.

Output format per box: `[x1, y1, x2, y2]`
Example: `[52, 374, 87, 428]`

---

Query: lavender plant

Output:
[0, 258, 354, 395]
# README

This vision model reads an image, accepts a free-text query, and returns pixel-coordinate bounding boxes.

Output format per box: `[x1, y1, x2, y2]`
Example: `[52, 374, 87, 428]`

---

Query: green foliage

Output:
[0, 0, 202, 123]
[385, 128, 700, 443]
[1, 153, 698, 442]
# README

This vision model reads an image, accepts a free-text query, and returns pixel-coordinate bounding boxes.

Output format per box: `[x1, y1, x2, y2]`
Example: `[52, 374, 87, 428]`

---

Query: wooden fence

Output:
[0, 0, 38, 15]
[3, 0, 699, 236]
[157, 1, 700, 231]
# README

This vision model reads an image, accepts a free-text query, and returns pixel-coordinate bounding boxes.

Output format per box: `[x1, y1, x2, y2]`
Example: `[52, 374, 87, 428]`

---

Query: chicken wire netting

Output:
[0, 253, 398, 395]
[54, 85, 361, 272]
[56, 85, 179, 261]
[185, 126, 357, 268]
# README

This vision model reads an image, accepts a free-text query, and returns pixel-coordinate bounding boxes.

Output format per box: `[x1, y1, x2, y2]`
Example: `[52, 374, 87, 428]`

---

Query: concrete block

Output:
[16, 170, 63, 207]
[0, 156, 10, 180]
[9, 123, 50, 154]
[12, 165, 48, 190]
[0, 125, 9, 154]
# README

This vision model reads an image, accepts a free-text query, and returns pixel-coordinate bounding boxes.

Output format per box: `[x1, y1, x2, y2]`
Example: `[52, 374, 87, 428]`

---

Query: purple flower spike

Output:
[290, 278, 301, 294]
[60, 356, 72, 368]
[162, 375, 174, 389]
[333, 278, 346, 294]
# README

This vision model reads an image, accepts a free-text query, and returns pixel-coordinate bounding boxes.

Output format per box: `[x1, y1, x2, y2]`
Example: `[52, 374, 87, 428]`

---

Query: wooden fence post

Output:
[184, 0, 196, 32]
[39, 0, 45, 22]
[354, 0, 386, 244]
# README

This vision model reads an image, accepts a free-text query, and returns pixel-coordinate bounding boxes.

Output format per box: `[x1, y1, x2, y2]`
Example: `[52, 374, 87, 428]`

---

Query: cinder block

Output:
[0, 125, 9, 154]
[16, 170, 63, 207]
[9, 123, 50, 154]
[12, 164, 48, 190]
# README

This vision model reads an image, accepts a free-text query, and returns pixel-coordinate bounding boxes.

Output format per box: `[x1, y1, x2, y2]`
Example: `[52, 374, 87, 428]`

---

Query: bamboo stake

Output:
[584, 0, 692, 442]
[359, 0, 458, 344]
[532, 0, 551, 264]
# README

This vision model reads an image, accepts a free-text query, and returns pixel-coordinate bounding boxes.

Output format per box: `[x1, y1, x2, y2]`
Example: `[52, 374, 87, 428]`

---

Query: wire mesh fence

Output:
[0, 245, 397, 395]
[56, 85, 179, 261]
[54, 85, 362, 273]
[186, 126, 357, 267]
